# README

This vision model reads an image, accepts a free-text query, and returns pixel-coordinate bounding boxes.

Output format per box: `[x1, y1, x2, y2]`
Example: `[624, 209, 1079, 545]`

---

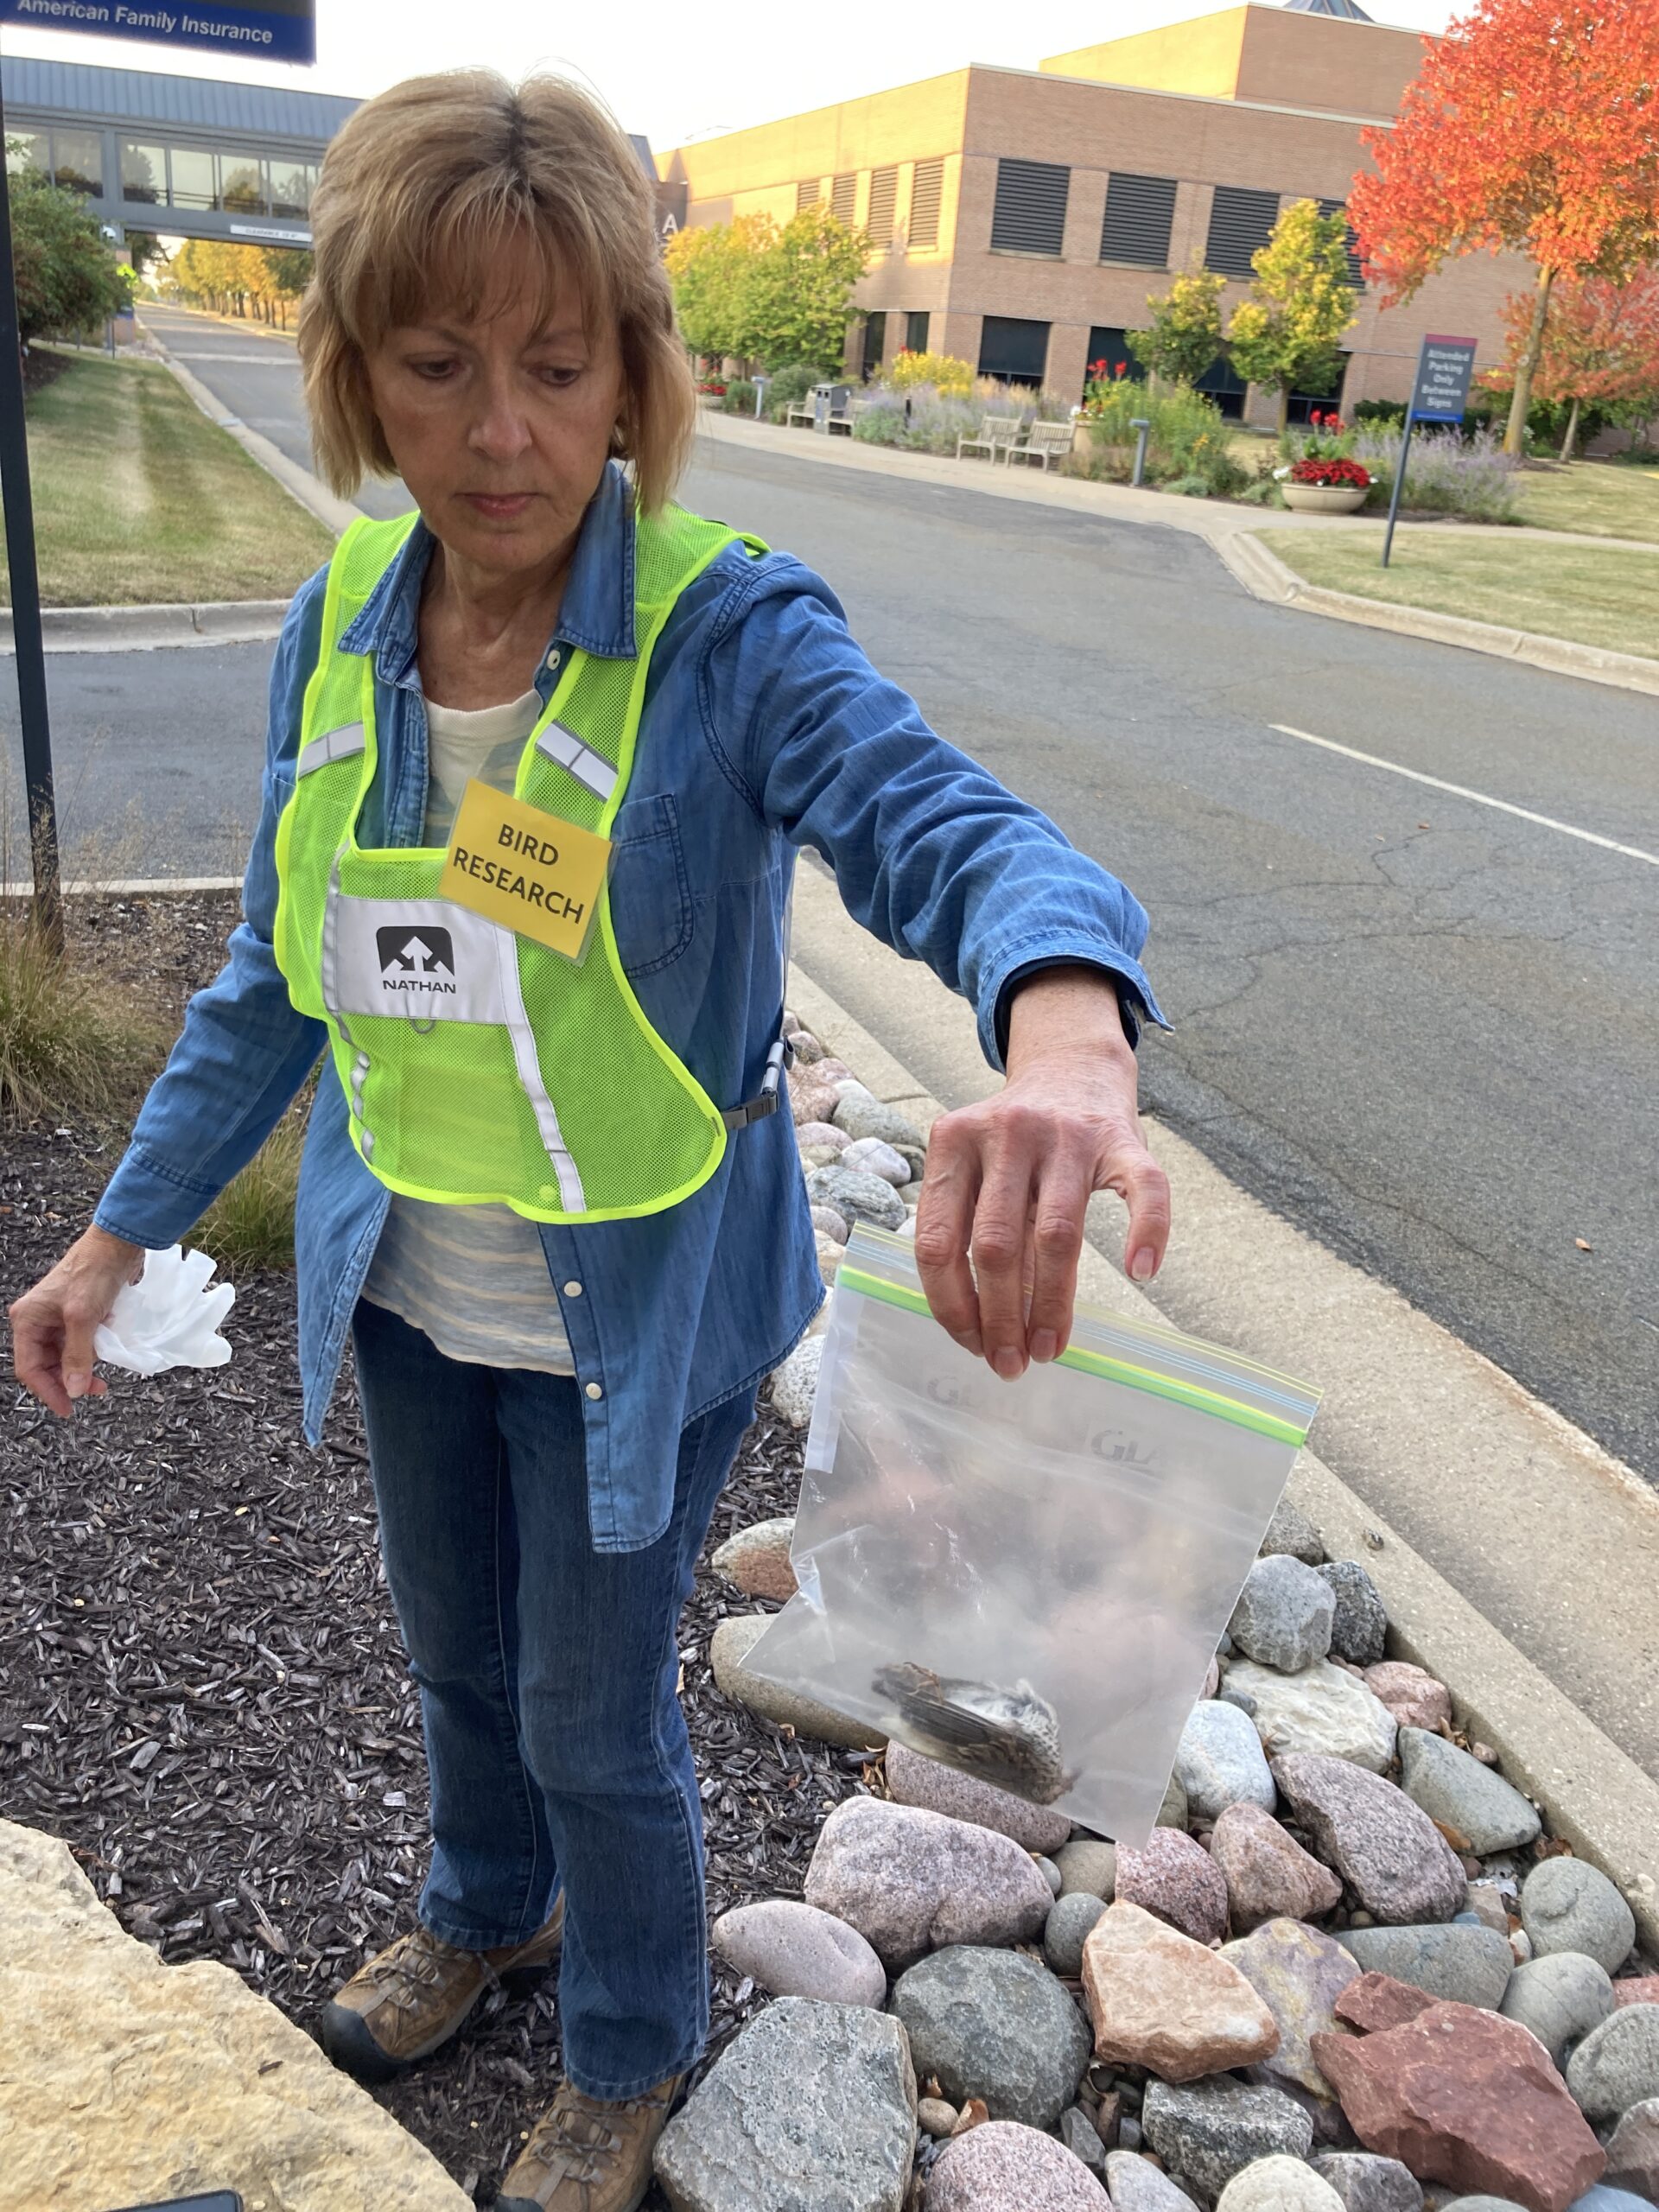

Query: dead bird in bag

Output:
[872, 1661, 1075, 1805]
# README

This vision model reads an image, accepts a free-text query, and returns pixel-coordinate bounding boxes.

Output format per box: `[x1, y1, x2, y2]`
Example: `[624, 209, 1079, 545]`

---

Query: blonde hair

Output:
[298, 72, 695, 515]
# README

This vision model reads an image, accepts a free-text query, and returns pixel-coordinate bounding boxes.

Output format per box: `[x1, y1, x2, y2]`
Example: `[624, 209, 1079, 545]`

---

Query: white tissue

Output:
[93, 1244, 235, 1376]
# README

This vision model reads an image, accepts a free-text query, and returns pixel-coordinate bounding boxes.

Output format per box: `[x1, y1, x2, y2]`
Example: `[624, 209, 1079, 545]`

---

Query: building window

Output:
[868, 164, 898, 251]
[220, 153, 269, 216]
[6, 130, 48, 181]
[909, 158, 944, 251]
[1286, 353, 1350, 423]
[796, 177, 820, 213]
[1196, 347, 1249, 420]
[169, 145, 219, 212]
[1318, 199, 1366, 287]
[270, 160, 317, 219]
[990, 158, 1069, 257]
[1085, 326, 1132, 396]
[862, 311, 887, 379]
[119, 141, 166, 205]
[978, 315, 1050, 387]
[1205, 185, 1281, 276]
[1100, 173, 1177, 268]
[51, 129, 103, 197]
[830, 171, 856, 226]
[906, 308, 930, 353]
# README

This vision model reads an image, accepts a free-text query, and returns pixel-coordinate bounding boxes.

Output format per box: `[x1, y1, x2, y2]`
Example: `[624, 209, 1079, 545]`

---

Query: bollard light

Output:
[1130, 418, 1152, 489]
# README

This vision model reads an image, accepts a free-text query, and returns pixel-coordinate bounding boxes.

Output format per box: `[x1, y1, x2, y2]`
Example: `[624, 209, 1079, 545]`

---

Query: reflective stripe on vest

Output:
[271, 503, 775, 1225]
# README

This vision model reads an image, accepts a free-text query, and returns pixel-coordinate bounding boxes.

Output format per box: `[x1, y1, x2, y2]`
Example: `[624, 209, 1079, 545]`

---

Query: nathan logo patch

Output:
[376, 925, 457, 994]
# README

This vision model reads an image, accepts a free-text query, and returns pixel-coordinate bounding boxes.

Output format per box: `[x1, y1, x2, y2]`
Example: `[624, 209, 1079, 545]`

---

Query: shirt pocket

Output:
[607, 791, 694, 977]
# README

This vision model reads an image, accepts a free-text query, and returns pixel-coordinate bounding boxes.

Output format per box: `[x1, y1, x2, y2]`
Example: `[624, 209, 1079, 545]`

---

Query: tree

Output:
[1349, 0, 1659, 453]
[261, 244, 314, 329]
[7, 166, 133, 349]
[1225, 199, 1357, 434]
[1491, 263, 1659, 454]
[664, 213, 775, 363]
[737, 204, 870, 373]
[1128, 266, 1226, 387]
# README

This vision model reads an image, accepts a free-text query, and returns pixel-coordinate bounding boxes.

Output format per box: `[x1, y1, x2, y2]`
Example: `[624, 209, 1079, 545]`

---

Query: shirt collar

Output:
[338, 460, 639, 683]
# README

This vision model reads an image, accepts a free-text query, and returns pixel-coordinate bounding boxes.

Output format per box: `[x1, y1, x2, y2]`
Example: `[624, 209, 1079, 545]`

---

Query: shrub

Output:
[194, 1098, 308, 1273]
[1165, 473, 1212, 497]
[889, 348, 975, 394]
[1077, 378, 1246, 495]
[0, 914, 165, 1123]
[850, 379, 1070, 455]
[720, 378, 758, 414]
[1351, 422, 1520, 521]
[765, 361, 819, 421]
[1354, 397, 1407, 429]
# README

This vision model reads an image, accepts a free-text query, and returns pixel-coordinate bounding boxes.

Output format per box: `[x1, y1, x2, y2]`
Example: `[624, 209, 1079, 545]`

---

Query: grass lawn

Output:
[0, 351, 335, 608]
[1512, 457, 1659, 543]
[1257, 525, 1659, 661]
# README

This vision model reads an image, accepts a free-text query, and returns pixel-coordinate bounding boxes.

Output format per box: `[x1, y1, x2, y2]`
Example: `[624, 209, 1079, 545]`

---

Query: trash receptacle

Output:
[812, 382, 851, 432]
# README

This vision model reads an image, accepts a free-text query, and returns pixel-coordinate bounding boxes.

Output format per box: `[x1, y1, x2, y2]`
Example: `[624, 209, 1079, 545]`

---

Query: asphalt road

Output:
[5, 311, 1655, 1486]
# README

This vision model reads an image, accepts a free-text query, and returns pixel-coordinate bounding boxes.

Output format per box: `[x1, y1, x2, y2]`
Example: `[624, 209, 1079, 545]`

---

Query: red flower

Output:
[1290, 456, 1371, 488]
[1089, 359, 1109, 376]
[1311, 409, 1324, 425]
[1115, 360, 1128, 377]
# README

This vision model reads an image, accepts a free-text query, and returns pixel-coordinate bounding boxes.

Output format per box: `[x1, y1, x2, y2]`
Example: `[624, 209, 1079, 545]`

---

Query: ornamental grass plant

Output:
[850, 378, 1070, 456]
[194, 1097, 309, 1273]
[0, 912, 165, 1124]
[1352, 423, 1521, 523]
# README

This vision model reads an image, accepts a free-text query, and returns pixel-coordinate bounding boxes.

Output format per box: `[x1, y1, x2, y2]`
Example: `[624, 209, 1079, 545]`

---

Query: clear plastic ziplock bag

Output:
[742, 1225, 1321, 1845]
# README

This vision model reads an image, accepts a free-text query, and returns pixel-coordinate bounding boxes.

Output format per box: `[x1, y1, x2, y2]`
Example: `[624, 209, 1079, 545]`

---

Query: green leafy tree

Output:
[739, 204, 870, 374]
[1226, 199, 1357, 434]
[664, 213, 776, 364]
[7, 164, 133, 348]
[1128, 265, 1226, 388]
[261, 243, 314, 327]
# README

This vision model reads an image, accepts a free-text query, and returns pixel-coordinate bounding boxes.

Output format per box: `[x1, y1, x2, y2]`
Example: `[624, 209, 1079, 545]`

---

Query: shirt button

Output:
[584, 1381, 603, 1402]
[544, 647, 562, 672]
[563, 1280, 583, 1298]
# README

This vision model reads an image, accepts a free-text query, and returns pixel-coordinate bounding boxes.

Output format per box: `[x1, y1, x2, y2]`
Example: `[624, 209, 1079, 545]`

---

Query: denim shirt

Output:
[96, 463, 1164, 1552]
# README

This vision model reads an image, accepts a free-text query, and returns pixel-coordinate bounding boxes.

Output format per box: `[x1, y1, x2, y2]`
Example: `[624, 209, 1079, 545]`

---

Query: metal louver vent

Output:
[868, 164, 898, 250]
[991, 157, 1070, 257]
[909, 157, 944, 250]
[1318, 198, 1367, 285]
[796, 177, 820, 212]
[1205, 185, 1281, 276]
[1099, 172, 1177, 267]
[831, 171, 856, 226]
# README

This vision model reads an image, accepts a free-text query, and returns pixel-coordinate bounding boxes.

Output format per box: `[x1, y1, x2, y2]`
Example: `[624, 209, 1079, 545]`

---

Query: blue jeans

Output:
[350, 1298, 756, 2098]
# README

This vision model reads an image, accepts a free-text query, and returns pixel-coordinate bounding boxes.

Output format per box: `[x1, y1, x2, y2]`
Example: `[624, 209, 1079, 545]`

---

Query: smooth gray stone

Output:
[1522, 1858, 1638, 1975]
[1060, 2104, 1109, 2177]
[1498, 1951, 1616, 2069]
[1175, 1697, 1277, 1822]
[1045, 1891, 1108, 1976]
[1436, 2201, 1529, 2211]
[1260, 1495, 1325, 1565]
[1311, 2152, 1424, 2211]
[709, 1615, 884, 1751]
[1104, 2149, 1199, 2207]
[830, 1093, 926, 1150]
[1396, 1729, 1542, 1854]
[710, 1899, 887, 2009]
[652, 1995, 916, 2212]
[1229, 1554, 1336, 1674]
[1055, 1839, 1117, 1900]
[1141, 2077, 1314, 2198]
[1158, 1771, 1190, 1831]
[890, 1944, 1090, 2130]
[1316, 1560, 1389, 1666]
[804, 1163, 906, 1231]
[1567, 2005, 1659, 2122]
[1565, 2190, 1655, 2210]
[1339, 1922, 1513, 2009]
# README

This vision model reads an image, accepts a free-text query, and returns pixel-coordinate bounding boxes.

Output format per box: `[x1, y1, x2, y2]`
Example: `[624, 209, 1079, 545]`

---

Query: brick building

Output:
[658, 0, 1529, 421]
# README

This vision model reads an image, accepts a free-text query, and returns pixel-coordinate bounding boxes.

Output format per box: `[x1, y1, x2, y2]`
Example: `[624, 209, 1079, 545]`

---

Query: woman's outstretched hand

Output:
[9, 1226, 144, 1417]
[912, 965, 1171, 1378]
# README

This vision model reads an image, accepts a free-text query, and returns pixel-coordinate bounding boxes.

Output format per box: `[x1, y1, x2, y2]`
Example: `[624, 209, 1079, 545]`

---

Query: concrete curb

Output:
[0, 875, 243, 898]
[0, 600, 290, 654]
[1233, 530, 1659, 699]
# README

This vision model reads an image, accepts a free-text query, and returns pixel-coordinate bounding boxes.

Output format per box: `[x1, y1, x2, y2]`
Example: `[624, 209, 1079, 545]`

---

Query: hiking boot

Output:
[495, 2075, 683, 2212]
[319, 1901, 564, 2085]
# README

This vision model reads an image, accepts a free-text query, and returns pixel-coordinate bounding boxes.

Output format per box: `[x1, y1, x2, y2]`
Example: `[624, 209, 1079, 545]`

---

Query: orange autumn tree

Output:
[1349, 0, 1659, 454]
[1491, 264, 1659, 455]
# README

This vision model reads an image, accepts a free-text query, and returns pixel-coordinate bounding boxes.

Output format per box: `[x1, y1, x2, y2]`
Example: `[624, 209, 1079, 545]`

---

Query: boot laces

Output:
[359, 1925, 498, 2017]
[519, 2085, 665, 2185]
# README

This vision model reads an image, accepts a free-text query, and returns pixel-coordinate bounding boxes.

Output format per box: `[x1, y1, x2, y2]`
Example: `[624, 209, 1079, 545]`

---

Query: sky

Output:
[1, 0, 1459, 154]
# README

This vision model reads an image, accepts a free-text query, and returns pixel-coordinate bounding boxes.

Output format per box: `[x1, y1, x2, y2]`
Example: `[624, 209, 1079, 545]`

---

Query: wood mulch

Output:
[0, 893, 857, 2205]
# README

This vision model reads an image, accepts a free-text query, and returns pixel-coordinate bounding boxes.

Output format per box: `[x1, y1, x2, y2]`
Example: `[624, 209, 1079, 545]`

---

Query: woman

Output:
[9, 73, 1168, 2212]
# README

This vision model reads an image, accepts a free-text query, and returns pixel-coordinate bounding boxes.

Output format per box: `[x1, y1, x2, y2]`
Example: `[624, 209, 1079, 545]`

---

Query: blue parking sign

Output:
[0, 0, 316, 64]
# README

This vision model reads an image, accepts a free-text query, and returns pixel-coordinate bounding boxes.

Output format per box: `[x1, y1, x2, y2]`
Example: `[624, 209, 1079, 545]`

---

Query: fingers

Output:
[10, 1300, 73, 1419]
[1113, 1141, 1173, 1285]
[59, 1294, 105, 1403]
[912, 1113, 984, 1357]
[1024, 1149, 1094, 1363]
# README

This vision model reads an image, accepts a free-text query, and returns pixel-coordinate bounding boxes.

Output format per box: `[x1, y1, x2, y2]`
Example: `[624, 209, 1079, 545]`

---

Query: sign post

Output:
[0, 1, 315, 938]
[1381, 333, 1478, 570]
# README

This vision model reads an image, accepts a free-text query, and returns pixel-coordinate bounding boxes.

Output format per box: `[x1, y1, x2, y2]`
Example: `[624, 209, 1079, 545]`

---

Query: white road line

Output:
[1268, 723, 1659, 869]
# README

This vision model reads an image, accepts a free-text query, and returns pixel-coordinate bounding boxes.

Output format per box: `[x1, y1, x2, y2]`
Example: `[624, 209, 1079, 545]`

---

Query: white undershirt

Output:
[359, 690, 575, 1376]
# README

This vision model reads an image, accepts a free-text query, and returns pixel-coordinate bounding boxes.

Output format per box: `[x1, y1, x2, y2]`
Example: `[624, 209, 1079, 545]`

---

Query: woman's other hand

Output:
[9, 1227, 144, 1416]
[913, 966, 1171, 1377]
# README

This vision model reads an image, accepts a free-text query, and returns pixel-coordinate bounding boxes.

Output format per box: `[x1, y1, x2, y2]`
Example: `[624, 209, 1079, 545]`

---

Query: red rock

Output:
[1311, 2000, 1605, 2212]
[1363, 1662, 1452, 1733]
[1614, 1974, 1659, 2008]
[1116, 1827, 1230, 1946]
[1334, 1973, 1437, 2034]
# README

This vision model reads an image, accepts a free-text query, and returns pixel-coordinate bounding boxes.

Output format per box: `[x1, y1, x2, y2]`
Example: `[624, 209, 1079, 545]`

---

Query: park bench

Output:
[956, 414, 1022, 464]
[1005, 418, 1075, 472]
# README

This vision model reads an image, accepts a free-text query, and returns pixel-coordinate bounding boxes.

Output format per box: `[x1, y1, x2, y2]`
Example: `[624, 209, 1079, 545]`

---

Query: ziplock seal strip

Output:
[836, 1265, 1314, 1447]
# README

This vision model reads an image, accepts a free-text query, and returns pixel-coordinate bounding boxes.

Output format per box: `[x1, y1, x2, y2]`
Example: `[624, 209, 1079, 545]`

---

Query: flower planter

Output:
[1282, 481, 1369, 514]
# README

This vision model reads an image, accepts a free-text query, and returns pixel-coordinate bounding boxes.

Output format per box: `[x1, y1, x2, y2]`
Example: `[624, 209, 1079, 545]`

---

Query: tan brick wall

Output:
[1230, 7, 1427, 119]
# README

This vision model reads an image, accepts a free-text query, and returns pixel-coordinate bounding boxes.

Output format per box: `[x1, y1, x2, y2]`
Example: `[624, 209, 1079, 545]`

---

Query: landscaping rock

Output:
[796, 1120, 850, 1155]
[1061, 2106, 1109, 2178]
[1055, 1839, 1118, 1900]
[1230, 1661, 1397, 1772]
[918, 2097, 958, 2136]
[1522, 1861, 1637, 1977]
[804, 1797, 1052, 1972]
[1335, 1973, 1435, 2033]
[1363, 1662, 1452, 1734]
[1563, 2188, 1651, 2210]
[809, 1201, 849, 1243]
[1223, 1916, 1363, 2098]
[1311, 2151, 1425, 2211]
[710, 1516, 797, 1603]
[1340, 1923, 1514, 2009]
[892, 1946, 1090, 2129]
[1316, 1562, 1389, 1667]
[710, 1615, 884, 1751]
[816, 1232, 847, 1285]
[1436, 2201, 1530, 2211]
[1261, 1495, 1325, 1565]
[831, 1094, 926, 1150]
[1174, 1698, 1277, 1822]
[1273, 1754, 1466, 1925]
[1614, 1977, 1659, 2008]
[1396, 1730, 1541, 1854]
[1116, 1827, 1230, 1946]
[791, 1079, 841, 1127]
[1467, 1883, 1516, 1936]
[1209, 1802, 1344, 1932]
[768, 1332, 824, 1427]
[0, 1818, 470, 2212]
[803, 1164, 906, 1232]
[1081, 1902, 1281, 2083]
[1567, 2007, 1659, 2122]
[927, 2119, 1111, 2210]
[1311, 2000, 1605, 2212]
[709, 1899, 887, 2009]
[839, 1136, 912, 1186]
[1499, 1954, 1617, 2070]
[884, 1740, 1071, 1854]
[1229, 1555, 1337, 1673]
[1141, 2077, 1315, 2198]
[653, 1995, 916, 2212]
[1103, 2150, 1200, 2208]
[1602, 2096, 1659, 2199]
[1046, 1892, 1108, 1976]
[1159, 1770, 1191, 1830]
[1217, 2156, 1345, 2211]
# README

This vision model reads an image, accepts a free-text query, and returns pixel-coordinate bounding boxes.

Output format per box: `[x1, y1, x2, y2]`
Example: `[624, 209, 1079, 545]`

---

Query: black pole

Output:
[1380, 410, 1414, 571]
[0, 58, 63, 946]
